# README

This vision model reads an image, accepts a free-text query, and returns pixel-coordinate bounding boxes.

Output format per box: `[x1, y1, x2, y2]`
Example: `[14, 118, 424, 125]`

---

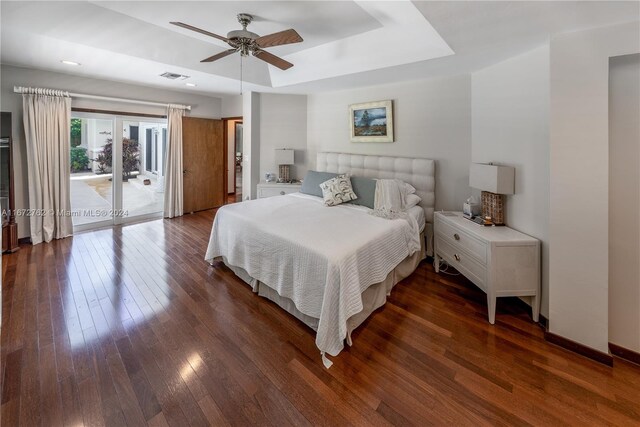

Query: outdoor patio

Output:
[70, 172, 164, 226]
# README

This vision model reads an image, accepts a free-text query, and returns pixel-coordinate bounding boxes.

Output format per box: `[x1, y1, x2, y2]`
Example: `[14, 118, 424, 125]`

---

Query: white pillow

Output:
[404, 182, 416, 195]
[405, 194, 421, 209]
[319, 174, 358, 206]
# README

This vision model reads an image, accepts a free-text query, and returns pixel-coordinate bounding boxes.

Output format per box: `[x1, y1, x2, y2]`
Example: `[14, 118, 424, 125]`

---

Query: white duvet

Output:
[204, 193, 421, 362]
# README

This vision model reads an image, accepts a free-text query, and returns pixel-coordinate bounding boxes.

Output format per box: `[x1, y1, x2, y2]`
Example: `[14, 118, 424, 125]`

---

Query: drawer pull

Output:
[280, 191, 285, 195]
[454, 233, 460, 241]
[454, 253, 461, 261]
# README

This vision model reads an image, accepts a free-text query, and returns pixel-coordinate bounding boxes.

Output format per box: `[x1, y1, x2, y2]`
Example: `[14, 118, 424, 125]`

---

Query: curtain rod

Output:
[13, 86, 191, 111]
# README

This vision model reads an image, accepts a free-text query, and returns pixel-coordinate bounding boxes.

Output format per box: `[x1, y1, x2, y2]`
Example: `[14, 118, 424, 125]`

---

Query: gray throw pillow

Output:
[300, 170, 338, 198]
[348, 176, 377, 209]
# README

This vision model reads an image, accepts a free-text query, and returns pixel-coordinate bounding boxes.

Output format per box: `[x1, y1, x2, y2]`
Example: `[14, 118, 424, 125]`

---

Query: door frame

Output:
[222, 116, 243, 204]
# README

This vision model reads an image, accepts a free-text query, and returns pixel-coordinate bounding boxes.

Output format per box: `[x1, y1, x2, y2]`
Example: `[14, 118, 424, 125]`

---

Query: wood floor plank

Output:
[77, 375, 106, 427]
[1, 348, 22, 405]
[197, 395, 230, 427]
[2, 210, 640, 426]
[127, 325, 192, 427]
[39, 343, 64, 427]
[105, 351, 149, 427]
[59, 375, 84, 427]
[114, 336, 162, 421]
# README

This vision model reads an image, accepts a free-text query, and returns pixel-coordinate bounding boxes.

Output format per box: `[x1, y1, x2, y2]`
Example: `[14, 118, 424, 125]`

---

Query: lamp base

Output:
[481, 191, 505, 225]
[278, 164, 291, 183]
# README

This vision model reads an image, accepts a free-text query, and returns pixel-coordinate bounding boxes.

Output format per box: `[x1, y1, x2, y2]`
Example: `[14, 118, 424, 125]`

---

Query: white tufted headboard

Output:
[316, 152, 436, 224]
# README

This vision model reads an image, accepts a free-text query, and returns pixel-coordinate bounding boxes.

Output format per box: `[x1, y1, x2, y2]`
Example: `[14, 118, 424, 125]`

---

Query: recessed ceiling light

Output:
[185, 83, 197, 87]
[61, 60, 80, 66]
[160, 72, 189, 80]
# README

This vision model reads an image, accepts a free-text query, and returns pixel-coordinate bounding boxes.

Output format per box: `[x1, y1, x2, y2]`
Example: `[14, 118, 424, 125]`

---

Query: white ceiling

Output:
[1, 1, 638, 97]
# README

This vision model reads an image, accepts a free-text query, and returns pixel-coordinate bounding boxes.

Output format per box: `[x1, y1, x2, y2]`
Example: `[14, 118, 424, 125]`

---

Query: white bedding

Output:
[204, 193, 422, 360]
[408, 205, 425, 232]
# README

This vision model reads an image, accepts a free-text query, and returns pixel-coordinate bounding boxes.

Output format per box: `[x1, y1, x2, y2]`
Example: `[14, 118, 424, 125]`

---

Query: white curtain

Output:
[22, 90, 73, 244]
[164, 106, 185, 218]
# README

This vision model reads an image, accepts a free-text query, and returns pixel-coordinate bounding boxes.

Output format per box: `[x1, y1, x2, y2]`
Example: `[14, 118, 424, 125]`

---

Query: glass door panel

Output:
[119, 118, 167, 222]
[69, 115, 114, 229]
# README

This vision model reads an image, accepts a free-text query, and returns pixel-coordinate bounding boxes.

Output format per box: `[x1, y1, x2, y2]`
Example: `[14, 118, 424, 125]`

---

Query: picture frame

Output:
[349, 100, 394, 143]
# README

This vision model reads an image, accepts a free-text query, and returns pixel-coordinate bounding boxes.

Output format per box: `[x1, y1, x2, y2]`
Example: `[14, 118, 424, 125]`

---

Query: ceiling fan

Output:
[170, 13, 303, 70]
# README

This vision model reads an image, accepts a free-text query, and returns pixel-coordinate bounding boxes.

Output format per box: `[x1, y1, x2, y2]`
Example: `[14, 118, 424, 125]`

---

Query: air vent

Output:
[160, 72, 190, 80]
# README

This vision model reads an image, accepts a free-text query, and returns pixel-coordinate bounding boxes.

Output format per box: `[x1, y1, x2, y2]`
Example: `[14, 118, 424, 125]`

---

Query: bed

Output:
[205, 152, 436, 366]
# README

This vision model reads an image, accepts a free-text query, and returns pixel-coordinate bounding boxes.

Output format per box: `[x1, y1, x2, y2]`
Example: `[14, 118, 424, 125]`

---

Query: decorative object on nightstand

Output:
[434, 211, 540, 324]
[469, 163, 515, 226]
[257, 181, 302, 198]
[275, 148, 294, 183]
[463, 196, 481, 219]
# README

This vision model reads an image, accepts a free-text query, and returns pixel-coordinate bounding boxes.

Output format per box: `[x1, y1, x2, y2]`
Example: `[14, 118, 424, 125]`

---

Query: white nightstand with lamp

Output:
[434, 163, 541, 324]
[257, 148, 301, 198]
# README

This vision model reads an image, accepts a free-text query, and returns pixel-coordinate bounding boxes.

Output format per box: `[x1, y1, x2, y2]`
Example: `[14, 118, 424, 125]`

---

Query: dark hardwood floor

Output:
[2, 210, 640, 426]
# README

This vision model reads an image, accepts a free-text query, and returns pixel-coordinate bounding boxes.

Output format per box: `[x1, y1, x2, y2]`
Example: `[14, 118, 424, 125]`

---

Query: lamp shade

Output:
[275, 148, 294, 165]
[469, 163, 515, 194]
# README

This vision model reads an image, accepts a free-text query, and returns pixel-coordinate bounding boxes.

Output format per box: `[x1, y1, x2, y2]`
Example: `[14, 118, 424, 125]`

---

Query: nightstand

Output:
[434, 211, 540, 324]
[256, 182, 302, 198]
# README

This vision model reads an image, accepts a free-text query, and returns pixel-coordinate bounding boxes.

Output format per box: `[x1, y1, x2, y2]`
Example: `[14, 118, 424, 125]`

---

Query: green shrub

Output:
[70, 118, 82, 147]
[70, 147, 90, 172]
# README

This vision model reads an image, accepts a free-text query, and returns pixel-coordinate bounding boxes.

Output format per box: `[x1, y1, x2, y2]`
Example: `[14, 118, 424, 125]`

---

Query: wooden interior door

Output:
[182, 117, 225, 213]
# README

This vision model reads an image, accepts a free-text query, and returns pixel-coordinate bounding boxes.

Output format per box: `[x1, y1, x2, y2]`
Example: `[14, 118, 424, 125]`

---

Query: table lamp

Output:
[275, 148, 294, 183]
[469, 163, 515, 225]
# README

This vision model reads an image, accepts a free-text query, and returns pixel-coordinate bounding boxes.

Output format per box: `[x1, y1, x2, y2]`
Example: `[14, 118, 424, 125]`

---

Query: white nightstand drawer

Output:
[257, 183, 302, 199]
[436, 237, 487, 291]
[259, 187, 289, 198]
[435, 216, 487, 263]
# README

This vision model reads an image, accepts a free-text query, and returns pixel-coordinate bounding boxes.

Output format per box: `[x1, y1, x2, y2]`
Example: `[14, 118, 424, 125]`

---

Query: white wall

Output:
[0, 64, 222, 238]
[242, 91, 261, 200]
[222, 95, 243, 118]
[307, 75, 472, 211]
[259, 94, 308, 181]
[609, 53, 640, 352]
[471, 45, 550, 317]
[549, 21, 640, 353]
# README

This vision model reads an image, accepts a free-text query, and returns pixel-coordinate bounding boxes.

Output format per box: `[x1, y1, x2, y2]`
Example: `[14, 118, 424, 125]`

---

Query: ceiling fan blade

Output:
[253, 50, 293, 70]
[170, 22, 228, 42]
[201, 49, 237, 63]
[256, 29, 303, 48]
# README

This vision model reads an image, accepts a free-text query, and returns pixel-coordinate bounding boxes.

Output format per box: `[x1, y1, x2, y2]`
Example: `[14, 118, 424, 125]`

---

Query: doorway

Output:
[69, 112, 168, 231]
[223, 117, 243, 203]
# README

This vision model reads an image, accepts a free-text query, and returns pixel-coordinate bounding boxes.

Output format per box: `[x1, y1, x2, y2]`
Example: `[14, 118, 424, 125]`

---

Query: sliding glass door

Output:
[120, 120, 167, 222]
[69, 113, 114, 230]
[69, 112, 168, 231]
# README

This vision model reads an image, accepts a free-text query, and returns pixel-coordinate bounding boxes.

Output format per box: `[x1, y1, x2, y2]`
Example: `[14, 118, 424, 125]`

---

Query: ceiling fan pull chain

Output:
[240, 54, 243, 95]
